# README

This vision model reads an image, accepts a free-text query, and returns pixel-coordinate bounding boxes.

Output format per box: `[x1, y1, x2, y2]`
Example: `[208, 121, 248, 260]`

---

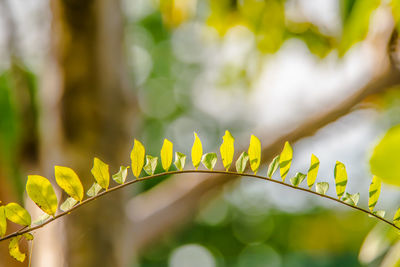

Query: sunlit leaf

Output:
[0, 206, 6, 237]
[60, 197, 78, 212]
[279, 141, 293, 181]
[316, 182, 329, 195]
[9, 236, 25, 262]
[236, 152, 249, 174]
[334, 161, 347, 199]
[23, 233, 33, 241]
[54, 166, 84, 202]
[131, 139, 145, 178]
[5, 203, 31, 226]
[342, 192, 360, 206]
[290, 172, 306, 187]
[248, 135, 261, 174]
[33, 213, 51, 226]
[393, 208, 400, 226]
[267, 155, 279, 178]
[174, 152, 186, 171]
[370, 210, 386, 218]
[26, 175, 58, 216]
[369, 176, 381, 211]
[87, 183, 102, 197]
[370, 124, 400, 186]
[220, 130, 235, 171]
[91, 157, 110, 190]
[307, 154, 319, 189]
[112, 166, 129, 184]
[202, 153, 218, 171]
[161, 139, 173, 172]
[144, 155, 158, 175]
[191, 132, 203, 169]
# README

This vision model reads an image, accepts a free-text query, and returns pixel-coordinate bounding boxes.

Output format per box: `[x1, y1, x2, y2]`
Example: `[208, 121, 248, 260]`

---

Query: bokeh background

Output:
[1, 0, 400, 266]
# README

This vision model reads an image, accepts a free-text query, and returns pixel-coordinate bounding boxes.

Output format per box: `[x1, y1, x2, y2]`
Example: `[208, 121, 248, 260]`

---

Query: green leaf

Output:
[267, 155, 279, 178]
[112, 166, 129, 184]
[60, 197, 78, 212]
[342, 192, 360, 206]
[307, 154, 319, 189]
[334, 161, 347, 199]
[370, 124, 400, 186]
[370, 210, 385, 218]
[191, 132, 203, 169]
[279, 141, 293, 181]
[5, 203, 31, 226]
[201, 153, 218, 171]
[26, 175, 58, 216]
[248, 135, 261, 174]
[54, 166, 84, 202]
[91, 157, 110, 190]
[131, 139, 145, 178]
[290, 172, 306, 187]
[33, 213, 51, 226]
[220, 130, 235, 171]
[316, 182, 329, 195]
[0, 206, 6, 237]
[174, 152, 186, 171]
[144, 155, 158, 175]
[393, 208, 400, 226]
[87, 183, 102, 197]
[9, 236, 25, 262]
[368, 176, 381, 211]
[236, 152, 249, 173]
[161, 139, 173, 172]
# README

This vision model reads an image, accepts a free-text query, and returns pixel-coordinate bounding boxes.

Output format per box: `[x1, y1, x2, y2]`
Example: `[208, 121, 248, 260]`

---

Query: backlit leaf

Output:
[342, 192, 360, 206]
[9, 236, 25, 262]
[60, 197, 78, 212]
[33, 213, 51, 226]
[191, 132, 203, 169]
[370, 210, 385, 218]
[26, 175, 58, 216]
[279, 141, 293, 181]
[248, 135, 261, 174]
[393, 208, 400, 226]
[334, 161, 347, 199]
[91, 157, 110, 190]
[220, 130, 235, 171]
[23, 233, 33, 241]
[236, 152, 249, 173]
[174, 152, 186, 171]
[5, 203, 31, 226]
[87, 183, 102, 197]
[201, 153, 217, 170]
[161, 139, 173, 172]
[54, 166, 84, 202]
[267, 155, 279, 178]
[290, 172, 306, 187]
[0, 206, 6, 237]
[316, 182, 329, 195]
[112, 166, 129, 184]
[131, 139, 145, 178]
[368, 176, 381, 211]
[144, 155, 158, 175]
[307, 154, 319, 188]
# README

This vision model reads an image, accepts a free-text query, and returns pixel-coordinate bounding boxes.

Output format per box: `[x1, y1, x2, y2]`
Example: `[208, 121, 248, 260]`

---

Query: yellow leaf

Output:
[5, 203, 31, 226]
[368, 176, 381, 211]
[26, 175, 58, 216]
[191, 132, 203, 169]
[9, 236, 25, 262]
[55, 166, 84, 202]
[219, 130, 235, 171]
[393, 208, 400, 226]
[161, 139, 173, 172]
[91, 157, 110, 190]
[334, 161, 347, 199]
[248, 135, 261, 174]
[131, 139, 145, 178]
[279, 141, 293, 181]
[0, 206, 6, 237]
[307, 154, 319, 189]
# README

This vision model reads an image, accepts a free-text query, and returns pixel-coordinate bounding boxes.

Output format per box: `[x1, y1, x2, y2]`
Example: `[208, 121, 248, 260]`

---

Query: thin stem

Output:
[0, 170, 398, 242]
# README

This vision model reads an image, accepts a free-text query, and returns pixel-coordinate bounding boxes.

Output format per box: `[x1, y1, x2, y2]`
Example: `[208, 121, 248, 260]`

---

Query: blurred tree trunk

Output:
[39, 0, 135, 266]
